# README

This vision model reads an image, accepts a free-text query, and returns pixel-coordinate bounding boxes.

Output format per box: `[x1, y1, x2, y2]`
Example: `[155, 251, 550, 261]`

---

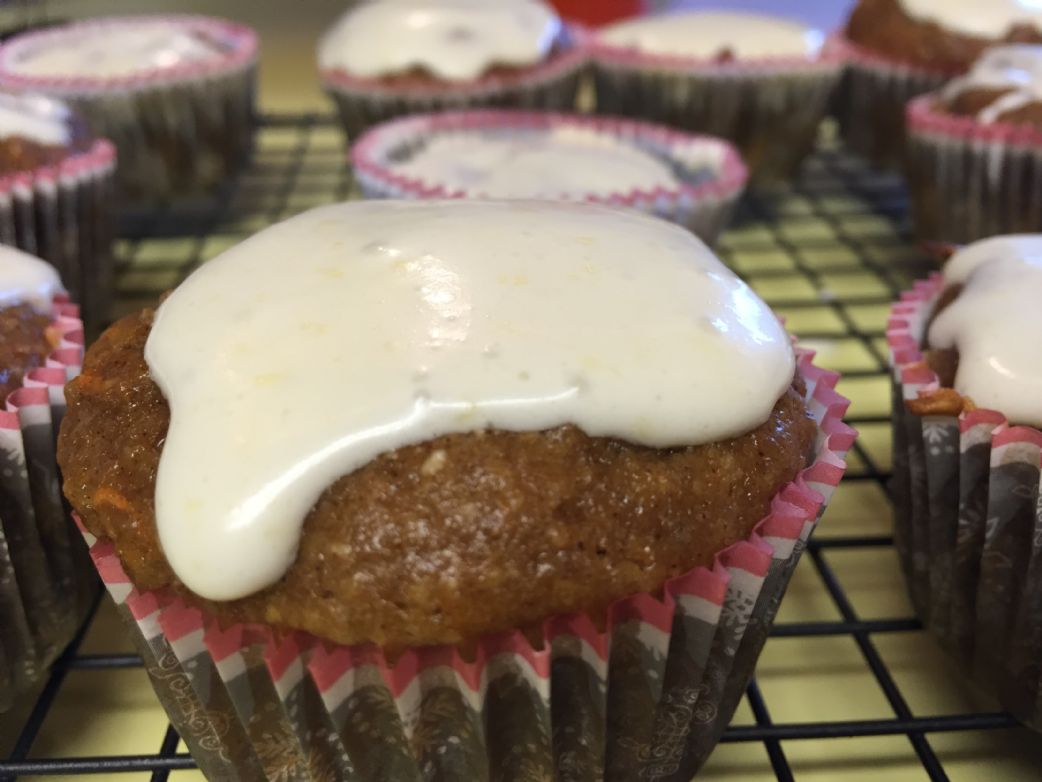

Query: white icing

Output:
[392, 127, 680, 198]
[318, 0, 561, 81]
[146, 200, 795, 601]
[0, 246, 62, 311]
[5, 21, 223, 79]
[599, 11, 824, 59]
[0, 92, 71, 146]
[931, 234, 1042, 426]
[899, 0, 1042, 39]
[941, 45, 1042, 123]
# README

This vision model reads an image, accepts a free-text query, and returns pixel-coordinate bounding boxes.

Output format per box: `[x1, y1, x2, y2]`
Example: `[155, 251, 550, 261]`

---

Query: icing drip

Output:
[145, 200, 796, 601]
[0, 246, 62, 311]
[318, 0, 561, 81]
[4, 21, 224, 79]
[941, 45, 1042, 123]
[898, 0, 1042, 40]
[0, 91, 71, 145]
[392, 126, 681, 197]
[930, 234, 1042, 426]
[598, 11, 824, 59]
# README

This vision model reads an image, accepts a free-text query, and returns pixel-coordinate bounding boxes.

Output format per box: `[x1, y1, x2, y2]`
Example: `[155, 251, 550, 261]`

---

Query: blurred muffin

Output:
[591, 10, 841, 184]
[0, 247, 91, 712]
[58, 199, 851, 779]
[351, 109, 747, 244]
[907, 45, 1042, 242]
[889, 235, 1042, 732]
[834, 0, 1042, 167]
[318, 0, 586, 139]
[0, 15, 256, 201]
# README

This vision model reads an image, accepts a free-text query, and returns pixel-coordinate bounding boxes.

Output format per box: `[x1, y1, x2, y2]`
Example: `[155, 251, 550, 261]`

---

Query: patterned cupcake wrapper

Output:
[589, 40, 841, 185]
[320, 37, 588, 142]
[906, 96, 1042, 243]
[0, 298, 92, 711]
[81, 347, 853, 780]
[0, 139, 116, 334]
[351, 110, 748, 247]
[826, 35, 951, 169]
[0, 16, 258, 201]
[889, 278, 1042, 731]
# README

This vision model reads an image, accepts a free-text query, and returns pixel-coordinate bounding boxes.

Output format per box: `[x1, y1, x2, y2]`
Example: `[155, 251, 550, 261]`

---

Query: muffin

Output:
[889, 234, 1042, 731]
[0, 15, 257, 202]
[318, 0, 586, 140]
[58, 200, 853, 779]
[833, 0, 1042, 167]
[590, 10, 841, 184]
[0, 91, 115, 333]
[907, 45, 1042, 243]
[351, 110, 747, 245]
[0, 247, 92, 712]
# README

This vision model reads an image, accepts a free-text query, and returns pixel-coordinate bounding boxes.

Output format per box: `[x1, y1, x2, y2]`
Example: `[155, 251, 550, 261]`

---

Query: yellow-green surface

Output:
[1, 122, 1040, 780]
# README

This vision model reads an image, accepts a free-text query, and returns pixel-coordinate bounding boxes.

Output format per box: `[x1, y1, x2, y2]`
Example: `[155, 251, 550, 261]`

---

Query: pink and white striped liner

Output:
[83, 346, 854, 778]
[351, 110, 748, 245]
[0, 15, 257, 95]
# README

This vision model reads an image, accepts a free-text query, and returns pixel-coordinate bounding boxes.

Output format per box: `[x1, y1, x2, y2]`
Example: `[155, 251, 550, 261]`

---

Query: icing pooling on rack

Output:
[0, 246, 62, 311]
[3, 21, 224, 79]
[941, 45, 1042, 123]
[0, 92, 71, 145]
[930, 234, 1042, 427]
[898, 0, 1042, 39]
[318, 0, 561, 81]
[146, 200, 796, 601]
[598, 11, 824, 59]
[393, 126, 681, 198]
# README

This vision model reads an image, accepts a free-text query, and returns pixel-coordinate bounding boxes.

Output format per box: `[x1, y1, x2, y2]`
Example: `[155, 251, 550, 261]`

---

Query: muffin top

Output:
[0, 91, 84, 175]
[59, 199, 813, 648]
[0, 247, 62, 399]
[846, 0, 1042, 71]
[0, 16, 253, 84]
[937, 45, 1042, 124]
[928, 235, 1042, 426]
[387, 125, 683, 198]
[597, 10, 825, 60]
[318, 0, 562, 81]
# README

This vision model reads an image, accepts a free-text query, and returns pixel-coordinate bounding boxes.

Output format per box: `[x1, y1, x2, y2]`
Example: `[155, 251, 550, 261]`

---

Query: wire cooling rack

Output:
[1, 114, 1040, 781]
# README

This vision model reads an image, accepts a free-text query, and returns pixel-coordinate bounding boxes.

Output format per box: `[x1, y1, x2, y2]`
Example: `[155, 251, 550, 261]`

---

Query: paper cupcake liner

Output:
[0, 296, 93, 711]
[0, 16, 258, 201]
[81, 347, 853, 779]
[589, 40, 841, 185]
[889, 278, 1042, 731]
[320, 36, 588, 142]
[827, 35, 951, 169]
[0, 139, 116, 334]
[906, 95, 1042, 243]
[351, 110, 748, 247]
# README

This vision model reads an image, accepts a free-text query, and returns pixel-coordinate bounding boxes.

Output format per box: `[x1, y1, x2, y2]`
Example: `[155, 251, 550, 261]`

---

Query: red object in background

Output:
[550, 0, 644, 26]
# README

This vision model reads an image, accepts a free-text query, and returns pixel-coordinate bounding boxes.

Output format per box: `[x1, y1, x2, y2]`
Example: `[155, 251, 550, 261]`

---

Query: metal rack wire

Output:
[0, 114, 1032, 780]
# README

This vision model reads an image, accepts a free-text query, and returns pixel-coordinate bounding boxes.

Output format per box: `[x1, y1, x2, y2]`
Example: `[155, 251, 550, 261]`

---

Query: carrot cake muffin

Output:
[318, 0, 586, 139]
[890, 234, 1042, 732]
[591, 10, 840, 183]
[59, 199, 850, 778]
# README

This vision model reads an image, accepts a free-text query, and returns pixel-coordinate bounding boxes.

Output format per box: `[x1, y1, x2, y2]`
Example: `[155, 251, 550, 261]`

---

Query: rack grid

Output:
[1, 114, 1040, 781]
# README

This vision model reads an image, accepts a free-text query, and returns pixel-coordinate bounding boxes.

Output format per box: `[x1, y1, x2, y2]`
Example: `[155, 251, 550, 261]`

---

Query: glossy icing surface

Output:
[0, 246, 62, 311]
[392, 127, 680, 197]
[599, 10, 824, 59]
[145, 200, 795, 600]
[942, 45, 1042, 122]
[931, 234, 1042, 426]
[4, 20, 223, 79]
[318, 0, 561, 81]
[899, 0, 1042, 39]
[0, 92, 71, 145]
